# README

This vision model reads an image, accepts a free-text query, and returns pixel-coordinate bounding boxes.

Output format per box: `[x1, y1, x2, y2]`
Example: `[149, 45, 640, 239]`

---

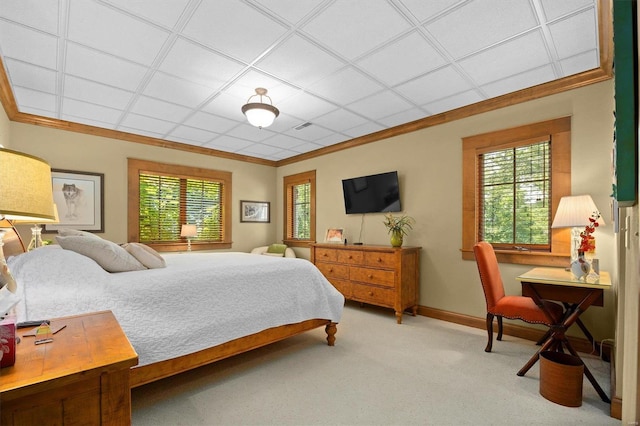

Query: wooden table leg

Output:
[564, 339, 610, 403]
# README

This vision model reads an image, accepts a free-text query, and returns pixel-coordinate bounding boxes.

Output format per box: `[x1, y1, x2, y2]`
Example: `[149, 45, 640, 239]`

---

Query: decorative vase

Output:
[570, 251, 591, 281]
[390, 230, 403, 247]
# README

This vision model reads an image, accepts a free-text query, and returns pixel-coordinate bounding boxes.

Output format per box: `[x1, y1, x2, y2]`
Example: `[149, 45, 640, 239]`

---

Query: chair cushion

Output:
[491, 296, 563, 326]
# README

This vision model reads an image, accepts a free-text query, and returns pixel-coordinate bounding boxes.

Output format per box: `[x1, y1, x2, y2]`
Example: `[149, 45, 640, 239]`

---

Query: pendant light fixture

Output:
[241, 88, 279, 129]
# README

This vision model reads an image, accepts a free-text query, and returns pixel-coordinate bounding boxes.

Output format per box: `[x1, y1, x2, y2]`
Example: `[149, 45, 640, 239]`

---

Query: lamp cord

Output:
[358, 214, 364, 243]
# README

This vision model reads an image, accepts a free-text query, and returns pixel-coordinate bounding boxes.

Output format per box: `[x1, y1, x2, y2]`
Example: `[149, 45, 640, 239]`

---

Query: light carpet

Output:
[131, 302, 616, 425]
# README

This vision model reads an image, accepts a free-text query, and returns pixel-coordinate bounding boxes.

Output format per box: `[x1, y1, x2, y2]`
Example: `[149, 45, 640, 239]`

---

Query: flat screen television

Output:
[342, 171, 401, 214]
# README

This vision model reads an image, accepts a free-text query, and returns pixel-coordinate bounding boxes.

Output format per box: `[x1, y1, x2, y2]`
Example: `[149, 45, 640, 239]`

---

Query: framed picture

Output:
[240, 200, 270, 223]
[324, 228, 344, 243]
[44, 169, 104, 233]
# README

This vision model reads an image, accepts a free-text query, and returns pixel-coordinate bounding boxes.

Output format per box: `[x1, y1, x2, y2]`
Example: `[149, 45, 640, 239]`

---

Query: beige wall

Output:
[9, 123, 278, 253]
[278, 81, 616, 341]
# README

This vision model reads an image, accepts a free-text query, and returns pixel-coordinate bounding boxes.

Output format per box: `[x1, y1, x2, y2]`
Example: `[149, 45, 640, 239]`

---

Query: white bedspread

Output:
[8, 246, 344, 366]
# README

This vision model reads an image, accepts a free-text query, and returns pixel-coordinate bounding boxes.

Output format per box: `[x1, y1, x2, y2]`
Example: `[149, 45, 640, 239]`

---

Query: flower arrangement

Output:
[578, 211, 601, 253]
[383, 213, 415, 236]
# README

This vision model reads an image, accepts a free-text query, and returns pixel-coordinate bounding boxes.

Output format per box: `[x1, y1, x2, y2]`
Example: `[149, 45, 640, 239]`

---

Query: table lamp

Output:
[0, 148, 55, 368]
[551, 195, 605, 263]
[180, 224, 198, 251]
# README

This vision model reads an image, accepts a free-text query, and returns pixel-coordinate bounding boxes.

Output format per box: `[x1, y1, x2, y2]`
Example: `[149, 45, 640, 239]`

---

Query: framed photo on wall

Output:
[44, 169, 104, 233]
[240, 200, 270, 223]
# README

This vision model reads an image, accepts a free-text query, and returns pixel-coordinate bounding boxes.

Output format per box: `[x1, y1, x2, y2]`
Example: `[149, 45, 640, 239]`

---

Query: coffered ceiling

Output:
[0, 0, 608, 164]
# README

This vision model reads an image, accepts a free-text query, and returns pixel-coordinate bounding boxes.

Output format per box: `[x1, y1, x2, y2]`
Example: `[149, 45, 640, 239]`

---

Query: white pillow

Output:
[55, 235, 146, 272]
[57, 229, 102, 239]
[262, 252, 285, 257]
[121, 243, 166, 269]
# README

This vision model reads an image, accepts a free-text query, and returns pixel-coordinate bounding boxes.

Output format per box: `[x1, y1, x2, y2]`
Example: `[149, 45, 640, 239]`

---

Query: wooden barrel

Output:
[539, 351, 584, 407]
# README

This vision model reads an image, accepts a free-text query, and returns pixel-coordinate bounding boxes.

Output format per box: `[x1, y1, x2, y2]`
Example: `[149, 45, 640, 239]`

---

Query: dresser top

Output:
[311, 243, 421, 252]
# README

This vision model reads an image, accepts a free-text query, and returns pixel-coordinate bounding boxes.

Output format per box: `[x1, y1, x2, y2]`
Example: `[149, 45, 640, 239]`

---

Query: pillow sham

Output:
[266, 244, 287, 255]
[121, 243, 166, 269]
[57, 229, 102, 239]
[55, 235, 146, 272]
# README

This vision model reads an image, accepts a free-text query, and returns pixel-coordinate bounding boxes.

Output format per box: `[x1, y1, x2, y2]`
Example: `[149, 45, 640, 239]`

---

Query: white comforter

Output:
[8, 246, 344, 366]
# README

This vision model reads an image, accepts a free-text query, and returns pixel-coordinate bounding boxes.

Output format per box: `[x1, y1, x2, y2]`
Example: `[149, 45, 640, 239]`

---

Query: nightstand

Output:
[0, 311, 138, 425]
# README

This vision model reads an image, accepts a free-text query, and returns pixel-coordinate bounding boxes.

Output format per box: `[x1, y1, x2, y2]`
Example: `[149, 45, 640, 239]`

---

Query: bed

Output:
[3, 231, 344, 387]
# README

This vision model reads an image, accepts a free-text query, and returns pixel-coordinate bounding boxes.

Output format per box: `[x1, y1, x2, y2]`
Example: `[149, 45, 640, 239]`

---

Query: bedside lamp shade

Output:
[0, 148, 55, 222]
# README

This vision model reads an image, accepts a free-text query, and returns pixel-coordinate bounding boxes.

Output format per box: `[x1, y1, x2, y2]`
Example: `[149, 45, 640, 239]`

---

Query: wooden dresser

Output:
[311, 244, 421, 323]
[0, 311, 138, 425]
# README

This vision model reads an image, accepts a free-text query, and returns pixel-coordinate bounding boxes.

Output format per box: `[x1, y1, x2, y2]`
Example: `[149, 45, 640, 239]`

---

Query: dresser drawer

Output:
[316, 262, 349, 279]
[364, 251, 396, 268]
[315, 248, 338, 262]
[352, 283, 394, 306]
[350, 266, 395, 287]
[329, 279, 352, 298]
[337, 250, 363, 264]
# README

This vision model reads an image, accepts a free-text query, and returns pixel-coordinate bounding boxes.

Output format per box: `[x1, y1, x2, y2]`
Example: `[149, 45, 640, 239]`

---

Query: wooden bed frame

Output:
[131, 319, 337, 387]
[0, 224, 338, 388]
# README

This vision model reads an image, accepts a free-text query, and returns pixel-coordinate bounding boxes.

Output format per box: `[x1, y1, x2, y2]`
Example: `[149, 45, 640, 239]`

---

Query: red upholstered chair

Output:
[473, 241, 564, 352]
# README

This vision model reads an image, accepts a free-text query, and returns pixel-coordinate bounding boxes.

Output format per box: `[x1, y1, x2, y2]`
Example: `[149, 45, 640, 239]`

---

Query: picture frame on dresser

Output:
[324, 228, 344, 243]
[45, 169, 104, 233]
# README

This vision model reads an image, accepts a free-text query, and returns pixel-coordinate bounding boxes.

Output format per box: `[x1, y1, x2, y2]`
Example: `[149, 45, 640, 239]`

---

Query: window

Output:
[462, 117, 571, 266]
[128, 159, 232, 251]
[479, 140, 550, 250]
[283, 170, 316, 247]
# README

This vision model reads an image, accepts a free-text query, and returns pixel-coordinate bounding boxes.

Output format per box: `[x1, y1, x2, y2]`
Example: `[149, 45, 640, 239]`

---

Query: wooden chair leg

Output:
[497, 316, 503, 341]
[485, 313, 494, 352]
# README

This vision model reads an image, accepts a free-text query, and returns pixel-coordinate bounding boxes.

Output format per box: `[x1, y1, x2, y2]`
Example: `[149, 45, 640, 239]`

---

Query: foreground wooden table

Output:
[0, 311, 138, 425]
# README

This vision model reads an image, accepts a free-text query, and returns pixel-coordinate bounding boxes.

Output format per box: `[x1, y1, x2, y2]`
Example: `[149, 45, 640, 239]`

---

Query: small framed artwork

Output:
[45, 169, 104, 233]
[324, 228, 344, 243]
[240, 200, 270, 223]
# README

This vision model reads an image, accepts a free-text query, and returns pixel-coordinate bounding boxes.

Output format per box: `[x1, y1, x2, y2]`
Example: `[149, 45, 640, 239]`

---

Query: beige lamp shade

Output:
[551, 195, 605, 228]
[0, 148, 55, 222]
[180, 224, 198, 237]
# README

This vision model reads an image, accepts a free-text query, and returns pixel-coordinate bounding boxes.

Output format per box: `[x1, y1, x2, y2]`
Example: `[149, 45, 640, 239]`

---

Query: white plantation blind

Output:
[479, 139, 551, 250]
[291, 182, 310, 239]
[139, 173, 224, 243]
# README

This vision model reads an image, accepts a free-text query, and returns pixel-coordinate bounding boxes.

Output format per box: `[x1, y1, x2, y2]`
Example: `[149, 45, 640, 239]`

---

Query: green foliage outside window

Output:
[139, 174, 223, 243]
[293, 183, 310, 239]
[480, 141, 550, 248]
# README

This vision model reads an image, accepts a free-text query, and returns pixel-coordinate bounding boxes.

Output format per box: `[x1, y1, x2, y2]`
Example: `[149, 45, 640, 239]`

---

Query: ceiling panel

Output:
[0, 0, 602, 161]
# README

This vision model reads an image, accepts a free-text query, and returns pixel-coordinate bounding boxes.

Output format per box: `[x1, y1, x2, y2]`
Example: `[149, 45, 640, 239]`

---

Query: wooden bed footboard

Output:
[130, 319, 337, 388]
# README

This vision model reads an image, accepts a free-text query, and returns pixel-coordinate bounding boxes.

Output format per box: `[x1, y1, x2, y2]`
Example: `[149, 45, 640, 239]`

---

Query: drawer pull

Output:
[369, 291, 374, 296]
[368, 274, 373, 279]
[377, 258, 382, 262]
[348, 255, 352, 259]
[329, 268, 333, 272]
[323, 253, 328, 257]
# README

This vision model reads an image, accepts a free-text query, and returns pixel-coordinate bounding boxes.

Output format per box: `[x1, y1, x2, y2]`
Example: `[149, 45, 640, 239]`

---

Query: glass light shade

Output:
[0, 148, 55, 222]
[241, 88, 279, 129]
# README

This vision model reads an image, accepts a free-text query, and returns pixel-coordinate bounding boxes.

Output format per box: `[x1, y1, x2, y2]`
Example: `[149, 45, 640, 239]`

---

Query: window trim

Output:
[128, 158, 232, 252]
[461, 117, 571, 266]
[283, 170, 316, 247]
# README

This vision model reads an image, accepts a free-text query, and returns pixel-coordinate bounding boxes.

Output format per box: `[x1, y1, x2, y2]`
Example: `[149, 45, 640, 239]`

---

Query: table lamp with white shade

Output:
[180, 224, 198, 252]
[551, 194, 605, 263]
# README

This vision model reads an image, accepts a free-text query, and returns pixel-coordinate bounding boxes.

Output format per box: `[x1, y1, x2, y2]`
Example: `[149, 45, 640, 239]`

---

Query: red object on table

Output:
[0, 315, 16, 368]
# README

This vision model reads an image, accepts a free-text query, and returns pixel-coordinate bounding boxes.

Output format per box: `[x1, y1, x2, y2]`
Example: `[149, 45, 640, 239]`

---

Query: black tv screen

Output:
[342, 171, 401, 214]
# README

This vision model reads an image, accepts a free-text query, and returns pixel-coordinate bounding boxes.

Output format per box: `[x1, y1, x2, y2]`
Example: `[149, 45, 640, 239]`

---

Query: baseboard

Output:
[416, 304, 620, 418]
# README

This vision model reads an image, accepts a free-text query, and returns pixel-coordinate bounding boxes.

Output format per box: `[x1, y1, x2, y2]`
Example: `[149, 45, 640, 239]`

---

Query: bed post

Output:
[325, 322, 337, 346]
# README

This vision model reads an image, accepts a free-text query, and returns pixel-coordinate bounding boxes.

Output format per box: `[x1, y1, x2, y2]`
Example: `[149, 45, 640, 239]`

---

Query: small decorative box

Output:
[0, 314, 16, 368]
